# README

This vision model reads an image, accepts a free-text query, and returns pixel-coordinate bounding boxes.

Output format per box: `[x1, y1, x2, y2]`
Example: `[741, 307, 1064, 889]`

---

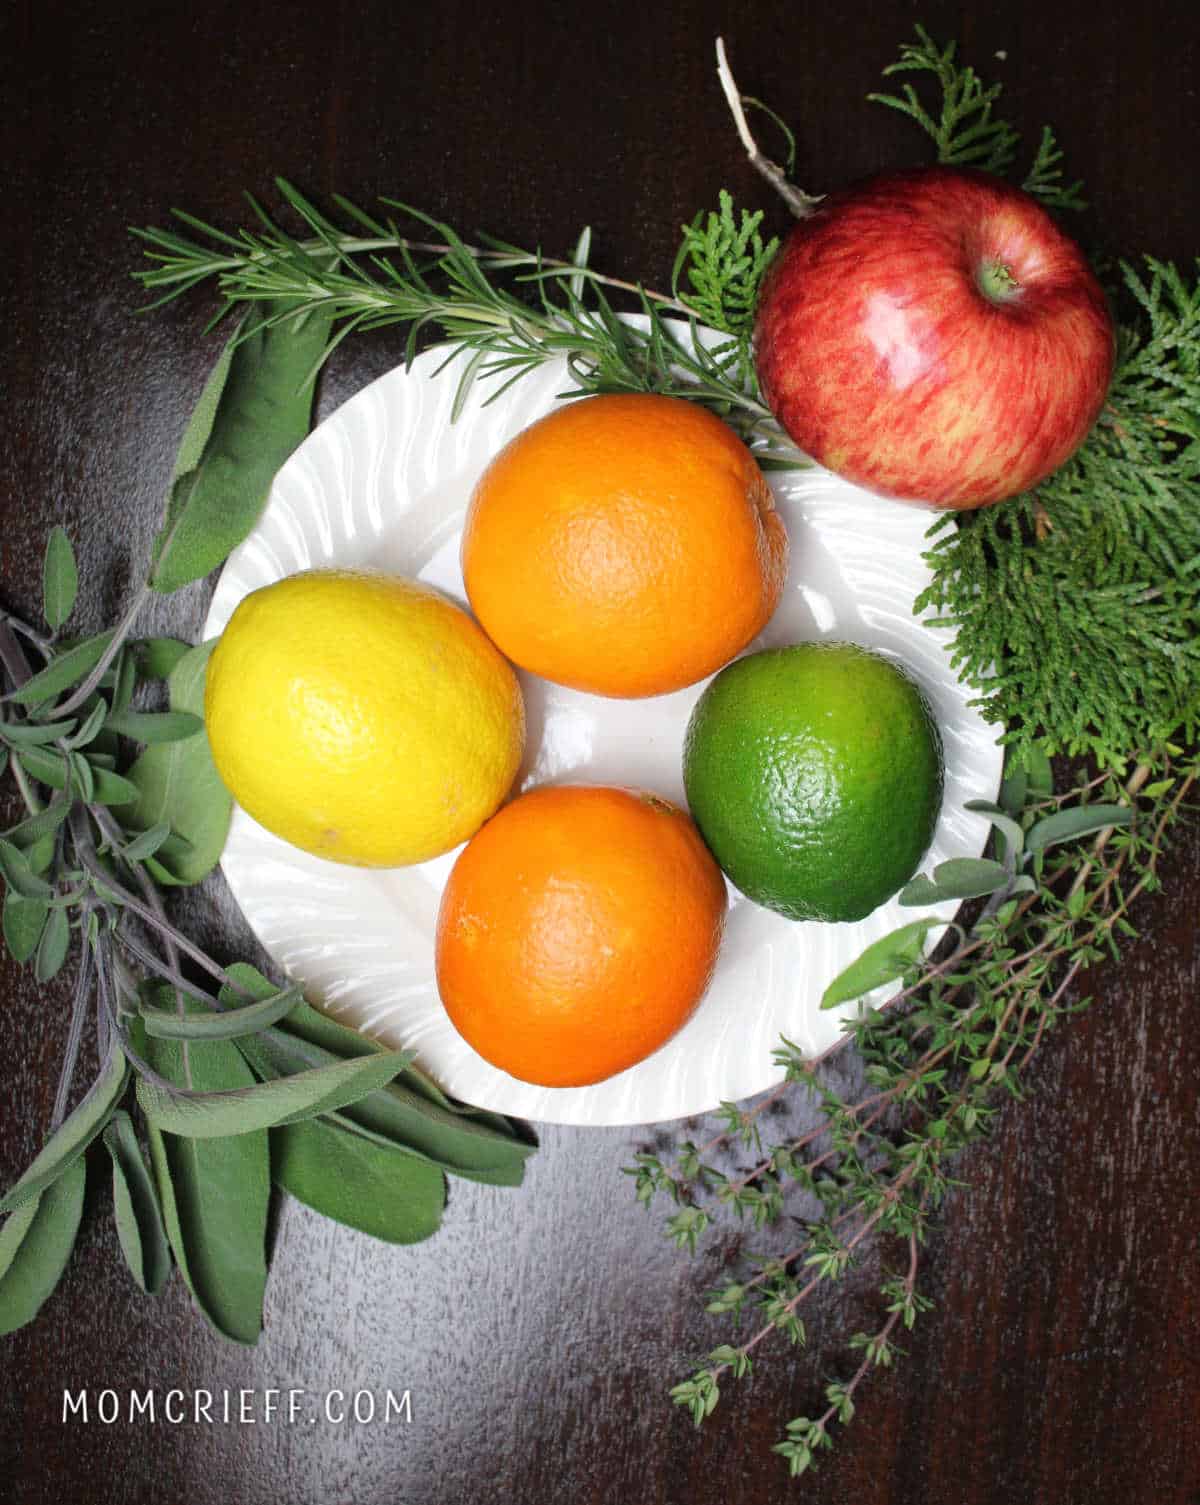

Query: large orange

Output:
[461, 394, 789, 698]
[434, 785, 728, 1087]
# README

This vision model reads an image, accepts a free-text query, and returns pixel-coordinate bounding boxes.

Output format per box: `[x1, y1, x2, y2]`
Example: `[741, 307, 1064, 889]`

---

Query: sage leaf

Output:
[0, 1194, 39, 1284]
[141, 982, 303, 1041]
[290, 1003, 519, 1134]
[119, 641, 232, 885]
[6, 632, 113, 707]
[0, 717, 78, 747]
[63, 698, 109, 751]
[17, 745, 69, 790]
[105, 710, 203, 744]
[820, 919, 941, 1010]
[0, 1157, 86, 1336]
[0, 1040, 128, 1215]
[25, 833, 55, 877]
[136, 637, 191, 680]
[1023, 746, 1054, 797]
[6, 798, 73, 848]
[932, 856, 1011, 897]
[223, 966, 379, 1052]
[901, 856, 1012, 907]
[90, 767, 141, 806]
[110, 648, 137, 716]
[901, 857, 1011, 904]
[103, 1111, 170, 1295]
[34, 904, 71, 984]
[225, 964, 518, 1134]
[898, 875, 951, 907]
[237, 1027, 533, 1186]
[964, 799, 1026, 859]
[136, 1048, 415, 1137]
[2, 892, 48, 963]
[0, 838, 54, 900]
[222, 965, 532, 1182]
[272, 1117, 445, 1245]
[140, 1016, 269, 1345]
[42, 526, 79, 632]
[68, 752, 94, 801]
[1025, 803, 1133, 856]
[998, 767, 1027, 819]
[149, 303, 331, 593]
[120, 821, 173, 863]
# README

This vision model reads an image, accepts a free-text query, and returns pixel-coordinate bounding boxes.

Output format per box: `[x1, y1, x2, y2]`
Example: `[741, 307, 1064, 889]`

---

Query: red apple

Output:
[753, 166, 1115, 509]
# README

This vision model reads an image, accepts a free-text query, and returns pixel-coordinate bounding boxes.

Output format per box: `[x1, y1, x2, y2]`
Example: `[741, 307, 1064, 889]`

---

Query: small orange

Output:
[435, 784, 728, 1087]
[461, 393, 788, 697]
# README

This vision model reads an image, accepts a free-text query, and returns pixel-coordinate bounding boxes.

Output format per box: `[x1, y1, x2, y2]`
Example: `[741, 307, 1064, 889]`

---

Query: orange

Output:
[461, 393, 789, 698]
[434, 784, 728, 1087]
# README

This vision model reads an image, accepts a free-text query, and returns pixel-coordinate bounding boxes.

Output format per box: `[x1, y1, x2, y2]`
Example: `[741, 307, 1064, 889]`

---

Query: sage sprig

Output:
[0, 316, 533, 1344]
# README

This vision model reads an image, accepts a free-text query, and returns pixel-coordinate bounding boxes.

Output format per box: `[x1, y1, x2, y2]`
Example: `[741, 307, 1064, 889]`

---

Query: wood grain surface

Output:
[2, 2, 1198, 1502]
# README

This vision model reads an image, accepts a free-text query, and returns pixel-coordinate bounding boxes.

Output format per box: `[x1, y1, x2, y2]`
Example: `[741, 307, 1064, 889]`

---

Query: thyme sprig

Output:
[636, 749, 1195, 1473]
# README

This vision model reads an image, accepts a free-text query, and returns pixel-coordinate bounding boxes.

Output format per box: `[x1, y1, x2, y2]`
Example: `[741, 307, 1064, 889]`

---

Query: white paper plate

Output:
[204, 340, 1002, 1127]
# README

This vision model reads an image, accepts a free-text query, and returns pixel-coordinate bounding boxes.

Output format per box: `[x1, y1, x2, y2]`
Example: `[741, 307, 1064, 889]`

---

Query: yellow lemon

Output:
[205, 569, 525, 866]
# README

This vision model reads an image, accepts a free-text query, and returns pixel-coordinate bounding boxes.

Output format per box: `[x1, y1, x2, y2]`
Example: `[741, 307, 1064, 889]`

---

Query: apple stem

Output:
[715, 38, 825, 221]
[977, 259, 1021, 303]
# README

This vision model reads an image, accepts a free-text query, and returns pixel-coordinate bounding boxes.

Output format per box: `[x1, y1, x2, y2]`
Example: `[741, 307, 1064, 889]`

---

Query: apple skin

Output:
[753, 166, 1115, 509]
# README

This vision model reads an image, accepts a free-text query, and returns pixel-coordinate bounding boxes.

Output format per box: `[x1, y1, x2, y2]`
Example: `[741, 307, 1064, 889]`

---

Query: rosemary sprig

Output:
[131, 179, 792, 454]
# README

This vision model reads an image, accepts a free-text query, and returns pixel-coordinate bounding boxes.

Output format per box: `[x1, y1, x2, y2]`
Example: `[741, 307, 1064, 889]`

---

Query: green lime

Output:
[682, 643, 943, 922]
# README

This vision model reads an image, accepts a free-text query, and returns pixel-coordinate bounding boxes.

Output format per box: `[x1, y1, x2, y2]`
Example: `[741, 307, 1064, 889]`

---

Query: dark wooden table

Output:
[3, 3, 1198, 1501]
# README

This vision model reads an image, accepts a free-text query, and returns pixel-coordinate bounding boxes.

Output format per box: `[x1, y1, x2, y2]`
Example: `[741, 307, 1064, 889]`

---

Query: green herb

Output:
[42, 526, 79, 632]
[138, 1012, 271, 1344]
[119, 641, 234, 885]
[150, 302, 333, 593]
[0, 1158, 86, 1336]
[130, 178, 793, 456]
[636, 751, 1194, 1476]
[671, 189, 779, 387]
[0, 335, 533, 1343]
[3, 19, 1195, 1485]
[625, 30, 1197, 1480]
[868, 25, 1019, 174]
[867, 23, 1085, 210]
[103, 1110, 171, 1295]
[920, 257, 1200, 764]
[271, 1117, 447, 1246]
